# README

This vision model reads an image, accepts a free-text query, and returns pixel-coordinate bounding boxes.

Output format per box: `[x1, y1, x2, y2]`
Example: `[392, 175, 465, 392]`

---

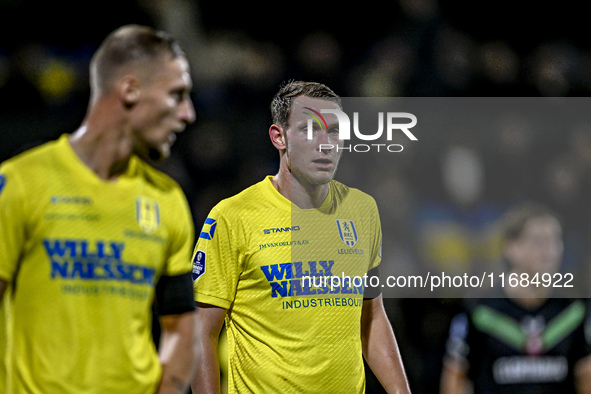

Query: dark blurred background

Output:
[2, 1, 591, 392]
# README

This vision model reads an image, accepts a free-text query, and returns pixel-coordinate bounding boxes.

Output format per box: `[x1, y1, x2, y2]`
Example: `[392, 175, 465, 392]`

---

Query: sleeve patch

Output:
[192, 250, 206, 281]
[199, 218, 217, 240]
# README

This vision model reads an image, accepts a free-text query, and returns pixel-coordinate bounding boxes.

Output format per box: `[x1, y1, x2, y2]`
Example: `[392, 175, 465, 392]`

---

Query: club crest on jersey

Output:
[192, 250, 206, 281]
[0, 174, 5, 195]
[135, 196, 160, 234]
[336, 219, 358, 247]
[199, 218, 217, 240]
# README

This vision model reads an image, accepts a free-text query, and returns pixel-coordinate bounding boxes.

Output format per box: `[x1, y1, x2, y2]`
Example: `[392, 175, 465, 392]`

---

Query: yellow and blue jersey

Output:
[193, 176, 382, 393]
[0, 134, 194, 393]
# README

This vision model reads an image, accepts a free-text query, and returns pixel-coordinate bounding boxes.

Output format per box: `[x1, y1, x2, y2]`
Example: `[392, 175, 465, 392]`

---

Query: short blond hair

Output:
[270, 80, 341, 129]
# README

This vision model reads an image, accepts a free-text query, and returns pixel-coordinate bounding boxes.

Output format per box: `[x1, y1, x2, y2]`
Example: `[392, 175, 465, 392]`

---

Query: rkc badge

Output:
[336, 219, 358, 247]
[136, 196, 160, 234]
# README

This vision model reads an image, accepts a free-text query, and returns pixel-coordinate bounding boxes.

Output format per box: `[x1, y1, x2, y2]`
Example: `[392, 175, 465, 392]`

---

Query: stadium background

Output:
[1, 1, 591, 392]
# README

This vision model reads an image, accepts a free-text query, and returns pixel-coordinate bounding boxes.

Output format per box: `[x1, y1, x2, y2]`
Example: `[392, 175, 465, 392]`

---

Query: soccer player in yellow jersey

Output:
[0, 25, 198, 393]
[192, 81, 411, 393]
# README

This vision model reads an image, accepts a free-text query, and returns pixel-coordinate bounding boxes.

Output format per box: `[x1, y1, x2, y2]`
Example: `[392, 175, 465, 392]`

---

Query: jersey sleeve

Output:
[162, 187, 195, 277]
[0, 163, 26, 282]
[368, 197, 382, 271]
[192, 206, 242, 310]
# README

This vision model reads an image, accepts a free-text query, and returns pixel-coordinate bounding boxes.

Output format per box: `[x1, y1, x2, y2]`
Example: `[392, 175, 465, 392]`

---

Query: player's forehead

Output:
[147, 57, 192, 89]
[290, 96, 341, 124]
[521, 216, 561, 238]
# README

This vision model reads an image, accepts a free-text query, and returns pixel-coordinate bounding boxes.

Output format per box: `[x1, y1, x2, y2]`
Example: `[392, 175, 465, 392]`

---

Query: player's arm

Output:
[190, 208, 238, 393]
[440, 358, 469, 394]
[155, 273, 198, 394]
[574, 303, 591, 394]
[440, 311, 472, 394]
[157, 311, 198, 394]
[574, 355, 591, 394]
[0, 167, 25, 300]
[154, 187, 199, 393]
[361, 295, 411, 394]
[191, 302, 227, 394]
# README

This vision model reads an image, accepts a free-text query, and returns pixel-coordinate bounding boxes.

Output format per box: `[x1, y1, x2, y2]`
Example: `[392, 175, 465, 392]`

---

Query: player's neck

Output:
[271, 171, 329, 209]
[504, 273, 551, 310]
[509, 295, 547, 310]
[69, 123, 133, 181]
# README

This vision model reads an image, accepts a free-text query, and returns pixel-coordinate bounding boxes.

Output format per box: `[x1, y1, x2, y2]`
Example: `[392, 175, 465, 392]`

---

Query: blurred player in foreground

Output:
[0, 25, 198, 393]
[440, 201, 591, 393]
[191, 80, 411, 393]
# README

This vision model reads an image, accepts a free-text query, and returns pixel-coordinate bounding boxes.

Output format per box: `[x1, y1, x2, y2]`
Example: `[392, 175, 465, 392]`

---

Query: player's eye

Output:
[171, 89, 187, 103]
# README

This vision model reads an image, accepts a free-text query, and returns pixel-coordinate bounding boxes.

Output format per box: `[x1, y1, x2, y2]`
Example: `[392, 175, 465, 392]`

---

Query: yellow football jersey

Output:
[0, 135, 194, 393]
[193, 176, 382, 393]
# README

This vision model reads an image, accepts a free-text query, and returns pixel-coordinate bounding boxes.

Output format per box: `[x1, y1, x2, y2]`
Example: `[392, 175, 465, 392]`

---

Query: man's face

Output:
[131, 57, 195, 161]
[285, 96, 343, 186]
[506, 216, 563, 275]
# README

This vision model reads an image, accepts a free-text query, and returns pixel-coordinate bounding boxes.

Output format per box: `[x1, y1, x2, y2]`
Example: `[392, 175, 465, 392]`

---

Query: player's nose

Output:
[179, 96, 196, 125]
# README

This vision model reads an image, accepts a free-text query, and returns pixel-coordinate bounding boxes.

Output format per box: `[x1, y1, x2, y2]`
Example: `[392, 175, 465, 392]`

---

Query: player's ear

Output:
[269, 124, 287, 151]
[119, 75, 140, 108]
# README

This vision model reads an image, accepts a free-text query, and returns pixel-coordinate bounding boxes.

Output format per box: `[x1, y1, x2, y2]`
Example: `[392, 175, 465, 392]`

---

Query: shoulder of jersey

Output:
[212, 182, 265, 214]
[135, 158, 183, 193]
[1, 139, 60, 173]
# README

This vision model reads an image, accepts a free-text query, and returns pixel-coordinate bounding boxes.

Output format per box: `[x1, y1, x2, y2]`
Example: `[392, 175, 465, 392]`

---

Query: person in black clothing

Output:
[440, 201, 591, 394]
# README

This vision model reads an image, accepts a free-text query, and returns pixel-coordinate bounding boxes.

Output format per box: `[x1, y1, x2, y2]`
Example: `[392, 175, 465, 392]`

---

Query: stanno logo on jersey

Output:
[336, 219, 358, 247]
[0, 174, 5, 195]
[136, 196, 160, 234]
[199, 218, 217, 240]
[192, 250, 206, 281]
[263, 226, 300, 234]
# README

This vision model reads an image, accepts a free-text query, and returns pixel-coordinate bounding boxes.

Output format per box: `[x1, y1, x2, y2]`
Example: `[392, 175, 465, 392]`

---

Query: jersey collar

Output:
[258, 175, 334, 212]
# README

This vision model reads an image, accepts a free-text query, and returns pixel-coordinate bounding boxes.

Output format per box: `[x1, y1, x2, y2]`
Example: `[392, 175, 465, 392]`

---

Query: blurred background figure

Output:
[440, 201, 591, 394]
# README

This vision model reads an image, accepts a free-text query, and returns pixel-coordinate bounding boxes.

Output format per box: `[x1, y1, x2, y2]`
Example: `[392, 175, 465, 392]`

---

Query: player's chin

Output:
[153, 145, 171, 161]
[138, 144, 170, 162]
[309, 171, 335, 185]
